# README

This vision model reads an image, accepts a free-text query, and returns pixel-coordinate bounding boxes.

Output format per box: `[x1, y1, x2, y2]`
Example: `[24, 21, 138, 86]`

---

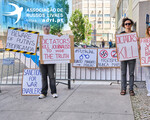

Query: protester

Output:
[102, 39, 105, 48]
[109, 39, 112, 48]
[38, 24, 58, 99]
[120, 17, 136, 96]
[145, 26, 150, 96]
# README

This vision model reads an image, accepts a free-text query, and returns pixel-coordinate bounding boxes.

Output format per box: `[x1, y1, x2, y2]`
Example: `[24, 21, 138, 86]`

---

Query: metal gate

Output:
[0, 51, 145, 87]
[0, 51, 70, 85]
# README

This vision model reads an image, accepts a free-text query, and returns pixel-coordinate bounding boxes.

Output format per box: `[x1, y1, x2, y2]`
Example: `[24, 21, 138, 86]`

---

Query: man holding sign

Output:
[38, 24, 58, 99]
[116, 18, 139, 96]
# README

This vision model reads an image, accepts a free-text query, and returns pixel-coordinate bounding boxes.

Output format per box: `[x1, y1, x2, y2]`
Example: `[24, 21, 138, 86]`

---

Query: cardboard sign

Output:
[98, 49, 120, 67]
[22, 69, 42, 96]
[5, 27, 39, 55]
[73, 48, 97, 67]
[0, 40, 3, 49]
[115, 32, 139, 61]
[140, 37, 150, 66]
[40, 34, 74, 64]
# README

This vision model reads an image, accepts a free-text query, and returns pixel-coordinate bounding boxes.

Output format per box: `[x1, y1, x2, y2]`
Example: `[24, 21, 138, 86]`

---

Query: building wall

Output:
[115, 0, 150, 36]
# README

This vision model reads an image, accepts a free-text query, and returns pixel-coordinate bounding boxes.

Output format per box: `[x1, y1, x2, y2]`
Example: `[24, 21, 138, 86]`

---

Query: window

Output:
[98, 21, 102, 24]
[3, 16, 7, 24]
[104, 21, 110, 24]
[97, 14, 102, 17]
[104, 14, 110, 17]
[90, 14, 96, 17]
[84, 14, 89, 17]
[11, 18, 13, 25]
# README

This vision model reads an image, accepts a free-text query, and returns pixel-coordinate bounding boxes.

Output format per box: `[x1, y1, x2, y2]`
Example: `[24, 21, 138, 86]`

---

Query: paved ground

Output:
[131, 82, 150, 120]
[0, 82, 134, 120]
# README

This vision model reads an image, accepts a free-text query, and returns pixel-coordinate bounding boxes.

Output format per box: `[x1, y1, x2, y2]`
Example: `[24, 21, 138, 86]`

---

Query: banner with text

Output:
[115, 32, 139, 61]
[73, 48, 97, 68]
[40, 34, 74, 64]
[6, 27, 39, 54]
[140, 37, 150, 66]
[22, 69, 42, 96]
[98, 49, 120, 67]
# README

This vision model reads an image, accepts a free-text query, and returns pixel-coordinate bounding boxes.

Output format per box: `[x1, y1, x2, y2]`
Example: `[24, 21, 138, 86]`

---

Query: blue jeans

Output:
[39, 63, 57, 95]
[121, 59, 136, 91]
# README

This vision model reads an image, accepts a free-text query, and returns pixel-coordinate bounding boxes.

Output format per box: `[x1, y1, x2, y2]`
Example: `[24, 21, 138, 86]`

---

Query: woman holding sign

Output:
[120, 18, 136, 96]
[145, 26, 150, 96]
[38, 24, 58, 99]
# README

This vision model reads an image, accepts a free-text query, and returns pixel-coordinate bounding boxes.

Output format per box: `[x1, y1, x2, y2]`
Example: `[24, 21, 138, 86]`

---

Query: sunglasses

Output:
[125, 23, 131, 26]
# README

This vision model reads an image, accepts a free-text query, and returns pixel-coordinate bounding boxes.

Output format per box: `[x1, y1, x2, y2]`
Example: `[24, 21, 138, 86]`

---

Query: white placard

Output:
[22, 69, 42, 96]
[98, 49, 120, 67]
[116, 32, 139, 61]
[6, 28, 38, 54]
[140, 37, 150, 66]
[40, 34, 73, 64]
[73, 48, 97, 67]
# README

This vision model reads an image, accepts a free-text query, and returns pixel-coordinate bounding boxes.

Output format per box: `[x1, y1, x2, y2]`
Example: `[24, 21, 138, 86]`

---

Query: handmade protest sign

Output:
[98, 49, 120, 67]
[73, 48, 97, 67]
[22, 69, 42, 96]
[5, 27, 39, 55]
[140, 37, 150, 66]
[115, 32, 139, 61]
[40, 34, 74, 64]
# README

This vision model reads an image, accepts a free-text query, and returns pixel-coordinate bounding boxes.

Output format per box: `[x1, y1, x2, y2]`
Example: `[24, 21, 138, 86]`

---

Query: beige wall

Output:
[138, 1, 150, 37]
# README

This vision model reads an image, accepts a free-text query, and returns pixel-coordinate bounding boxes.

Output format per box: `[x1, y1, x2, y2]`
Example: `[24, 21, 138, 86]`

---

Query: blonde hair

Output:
[146, 26, 150, 37]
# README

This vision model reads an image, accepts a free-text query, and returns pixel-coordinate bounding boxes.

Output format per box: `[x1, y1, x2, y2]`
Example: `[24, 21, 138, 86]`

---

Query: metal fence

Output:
[71, 60, 145, 82]
[0, 51, 69, 85]
[0, 51, 146, 87]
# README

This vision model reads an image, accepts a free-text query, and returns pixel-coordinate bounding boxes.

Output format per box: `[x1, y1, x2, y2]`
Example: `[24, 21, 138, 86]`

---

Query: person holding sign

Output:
[145, 26, 150, 96]
[38, 24, 58, 99]
[120, 18, 136, 96]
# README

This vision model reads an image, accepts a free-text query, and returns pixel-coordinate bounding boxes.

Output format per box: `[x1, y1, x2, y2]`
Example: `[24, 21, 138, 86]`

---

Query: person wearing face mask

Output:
[145, 26, 150, 96]
[38, 23, 58, 99]
[120, 18, 136, 96]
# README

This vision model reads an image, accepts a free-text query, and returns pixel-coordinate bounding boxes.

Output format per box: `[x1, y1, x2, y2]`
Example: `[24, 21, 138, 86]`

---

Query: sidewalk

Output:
[0, 82, 134, 120]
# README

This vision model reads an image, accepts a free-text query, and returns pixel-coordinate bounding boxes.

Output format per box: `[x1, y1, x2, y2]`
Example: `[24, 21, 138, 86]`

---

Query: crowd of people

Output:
[38, 17, 150, 99]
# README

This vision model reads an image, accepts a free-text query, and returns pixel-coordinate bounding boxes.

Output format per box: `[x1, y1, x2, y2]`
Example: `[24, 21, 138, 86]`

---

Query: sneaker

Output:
[52, 93, 58, 98]
[147, 93, 150, 96]
[38, 94, 46, 99]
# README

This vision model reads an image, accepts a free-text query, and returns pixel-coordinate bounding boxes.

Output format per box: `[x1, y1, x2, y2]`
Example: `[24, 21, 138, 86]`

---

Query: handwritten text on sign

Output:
[6, 29, 38, 53]
[73, 49, 97, 67]
[116, 32, 138, 61]
[41, 35, 71, 62]
[22, 69, 42, 95]
[98, 49, 120, 67]
[140, 37, 150, 66]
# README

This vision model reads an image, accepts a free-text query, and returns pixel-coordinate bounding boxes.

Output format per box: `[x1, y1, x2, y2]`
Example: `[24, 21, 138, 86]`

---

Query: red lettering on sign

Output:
[42, 39, 48, 44]
[44, 54, 53, 59]
[56, 54, 69, 59]
[141, 57, 150, 64]
[118, 47, 126, 59]
[116, 33, 137, 44]
[118, 46, 138, 60]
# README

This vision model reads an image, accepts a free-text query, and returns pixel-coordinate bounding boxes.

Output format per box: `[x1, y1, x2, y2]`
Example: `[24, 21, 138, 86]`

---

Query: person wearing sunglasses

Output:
[120, 17, 136, 96]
